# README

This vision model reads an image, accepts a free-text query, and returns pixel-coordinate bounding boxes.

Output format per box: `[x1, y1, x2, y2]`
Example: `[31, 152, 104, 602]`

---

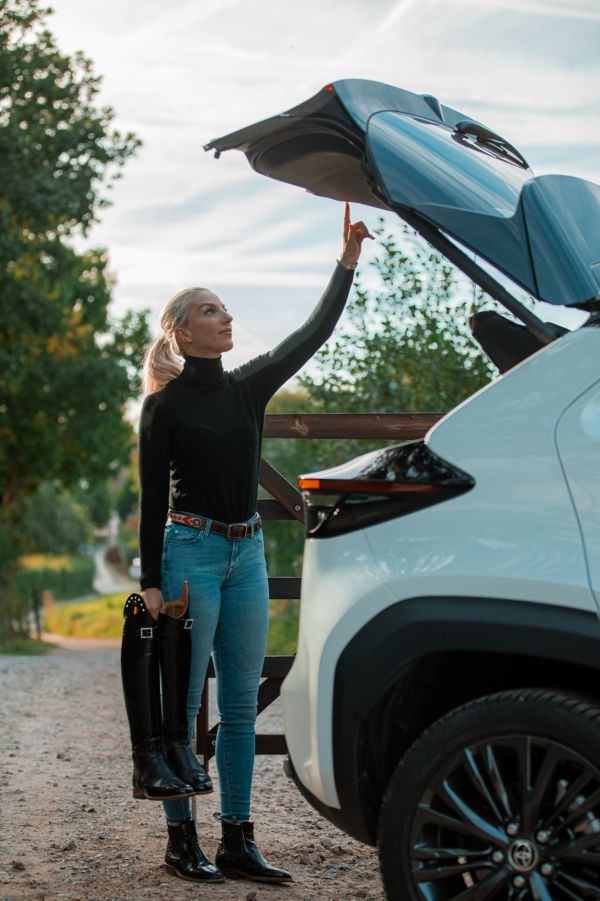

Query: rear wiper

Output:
[455, 120, 530, 170]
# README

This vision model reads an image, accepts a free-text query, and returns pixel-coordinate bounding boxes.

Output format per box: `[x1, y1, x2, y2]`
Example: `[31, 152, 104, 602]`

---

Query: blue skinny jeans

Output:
[159, 510, 269, 825]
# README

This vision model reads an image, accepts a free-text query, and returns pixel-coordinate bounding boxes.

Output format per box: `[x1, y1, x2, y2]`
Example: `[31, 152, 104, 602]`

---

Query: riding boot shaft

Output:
[159, 599, 213, 793]
[120, 592, 195, 801]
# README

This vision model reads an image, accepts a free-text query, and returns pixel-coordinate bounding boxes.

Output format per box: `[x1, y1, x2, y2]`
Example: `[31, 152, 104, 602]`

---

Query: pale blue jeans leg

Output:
[159, 512, 269, 826]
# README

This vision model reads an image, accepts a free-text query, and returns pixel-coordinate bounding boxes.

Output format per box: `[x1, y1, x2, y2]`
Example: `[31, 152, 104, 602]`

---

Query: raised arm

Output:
[232, 203, 372, 402]
[137, 392, 171, 592]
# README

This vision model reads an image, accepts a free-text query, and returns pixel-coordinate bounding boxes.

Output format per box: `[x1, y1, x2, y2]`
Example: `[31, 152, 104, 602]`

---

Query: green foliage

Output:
[115, 471, 138, 522]
[44, 591, 122, 639]
[264, 220, 496, 494]
[1, 245, 149, 510]
[15, 551, 96, 602]
[259, 221, 497, 642]
[21, 480, 94, 553]
[117, 515, 139, 568]
[267, 601, 299, 656]
[300, 218, 494, 413]
[286, 219, 495, 474]
[0, 0, 140, 237]
[43, 591, 298, 654]
[2, 549, 95, 641]
[71, 478, 113, 529]
[260, 389, 313, 586]
[0, 1, 148, 643]
[0, 636, 57, 654]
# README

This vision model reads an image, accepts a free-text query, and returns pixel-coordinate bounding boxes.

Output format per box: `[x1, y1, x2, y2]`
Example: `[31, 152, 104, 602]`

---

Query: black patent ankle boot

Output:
[120, 591, 196, 801]
[165, 817, 225, 882]
[159, 587, 213, 794]
[215, 818, 293, 883]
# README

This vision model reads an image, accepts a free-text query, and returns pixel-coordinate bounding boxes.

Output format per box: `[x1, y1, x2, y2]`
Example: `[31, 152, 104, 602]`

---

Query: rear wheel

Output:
[377, 689, 600, 900]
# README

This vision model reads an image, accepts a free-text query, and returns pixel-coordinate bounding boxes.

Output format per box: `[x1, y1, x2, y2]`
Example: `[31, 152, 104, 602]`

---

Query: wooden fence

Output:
[195, 412, 443, 769]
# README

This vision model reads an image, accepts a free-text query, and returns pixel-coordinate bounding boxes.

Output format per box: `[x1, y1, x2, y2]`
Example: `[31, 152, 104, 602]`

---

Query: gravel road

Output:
[1, 637, 385, 900]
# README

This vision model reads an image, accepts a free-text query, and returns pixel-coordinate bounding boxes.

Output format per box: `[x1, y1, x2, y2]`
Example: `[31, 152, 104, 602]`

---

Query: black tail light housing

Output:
[297, 440, 474, 538]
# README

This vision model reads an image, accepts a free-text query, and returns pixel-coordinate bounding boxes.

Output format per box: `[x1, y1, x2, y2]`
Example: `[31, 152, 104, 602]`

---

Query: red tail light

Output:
[298, 441, 474, 538]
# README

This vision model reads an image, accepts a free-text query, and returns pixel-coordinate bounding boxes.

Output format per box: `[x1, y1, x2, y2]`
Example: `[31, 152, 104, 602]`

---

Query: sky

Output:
[48, 0, 600, 411]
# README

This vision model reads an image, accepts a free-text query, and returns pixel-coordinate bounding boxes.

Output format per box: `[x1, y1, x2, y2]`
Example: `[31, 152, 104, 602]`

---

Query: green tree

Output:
[21, 480, 94, 554]
[301, 219, 493, 413]
[260, 388, 313, 584]
[115, 471, 138, 523]
[261, 222, 496, 592]
[287, 219, 494, 472]
[0, 1, 149, 640]
[71, 477, 113, 530]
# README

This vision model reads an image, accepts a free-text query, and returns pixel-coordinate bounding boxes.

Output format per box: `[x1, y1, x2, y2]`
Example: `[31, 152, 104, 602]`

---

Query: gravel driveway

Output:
[1, 637, 385, 900]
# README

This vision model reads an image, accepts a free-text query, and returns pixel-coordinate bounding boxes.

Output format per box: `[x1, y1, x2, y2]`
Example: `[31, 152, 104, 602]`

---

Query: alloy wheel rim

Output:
[409, 733, 600, 899]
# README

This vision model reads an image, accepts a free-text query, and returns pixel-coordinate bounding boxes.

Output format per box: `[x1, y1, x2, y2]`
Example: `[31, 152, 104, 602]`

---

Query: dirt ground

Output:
[1, 635, 385, 900]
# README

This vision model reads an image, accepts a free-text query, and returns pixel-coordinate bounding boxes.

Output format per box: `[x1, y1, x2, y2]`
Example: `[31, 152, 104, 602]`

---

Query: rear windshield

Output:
[368, 112, 531, 217]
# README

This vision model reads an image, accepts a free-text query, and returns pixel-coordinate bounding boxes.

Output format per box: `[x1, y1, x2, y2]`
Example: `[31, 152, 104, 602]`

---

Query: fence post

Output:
[32, 588, 42, 639]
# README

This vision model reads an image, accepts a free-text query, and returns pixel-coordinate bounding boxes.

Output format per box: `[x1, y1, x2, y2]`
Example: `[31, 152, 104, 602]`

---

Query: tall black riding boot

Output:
[215, 819, 293, 883]
[159, 584, 213, 794]
[165, 817, 225, 882]
[120, 591, 196, 800]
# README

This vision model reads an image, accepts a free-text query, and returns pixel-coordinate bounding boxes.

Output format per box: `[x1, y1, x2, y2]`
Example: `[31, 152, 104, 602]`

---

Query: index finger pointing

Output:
[344, 201, 351, 242]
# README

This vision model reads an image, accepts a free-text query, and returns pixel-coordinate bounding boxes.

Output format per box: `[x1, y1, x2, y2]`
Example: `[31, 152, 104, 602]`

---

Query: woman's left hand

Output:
[340, 201, 374, 268]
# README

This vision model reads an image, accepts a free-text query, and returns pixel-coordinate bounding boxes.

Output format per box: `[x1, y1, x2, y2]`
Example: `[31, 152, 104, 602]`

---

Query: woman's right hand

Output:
[340, 201, 373, 269]
[142, 587, 165, 621]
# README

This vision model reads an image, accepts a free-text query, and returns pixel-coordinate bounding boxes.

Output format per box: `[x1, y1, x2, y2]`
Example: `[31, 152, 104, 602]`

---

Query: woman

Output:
[137, 203, 372, 883]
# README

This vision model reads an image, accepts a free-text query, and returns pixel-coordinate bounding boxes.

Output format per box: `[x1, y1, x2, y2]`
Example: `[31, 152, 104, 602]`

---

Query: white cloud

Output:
[49, 0, 599, 371]
[454, 0, 600, 21]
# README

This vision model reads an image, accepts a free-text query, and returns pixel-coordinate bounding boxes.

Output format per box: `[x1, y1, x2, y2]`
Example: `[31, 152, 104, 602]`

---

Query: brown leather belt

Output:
[167, 509, 262, 540]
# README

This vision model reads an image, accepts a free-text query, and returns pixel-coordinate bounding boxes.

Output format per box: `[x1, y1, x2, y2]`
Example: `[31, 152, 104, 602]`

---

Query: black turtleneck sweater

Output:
[138, 260, 354, 591]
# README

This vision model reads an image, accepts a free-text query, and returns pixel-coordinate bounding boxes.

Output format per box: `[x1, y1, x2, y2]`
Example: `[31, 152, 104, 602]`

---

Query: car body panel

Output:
[281, 327, 600, 810]
[205, 78, 600, 307]
[330, 596, 600, 844]
[280, 525, 397, 809]
[418, 327, 600, 616]
[556, 378, 600, 609]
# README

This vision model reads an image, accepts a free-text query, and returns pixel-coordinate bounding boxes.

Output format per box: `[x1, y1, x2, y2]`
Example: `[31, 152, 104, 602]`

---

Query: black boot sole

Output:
[164, 861, 226, 883]
[132, 786, 197, 800]
[218, 866, 293, 883]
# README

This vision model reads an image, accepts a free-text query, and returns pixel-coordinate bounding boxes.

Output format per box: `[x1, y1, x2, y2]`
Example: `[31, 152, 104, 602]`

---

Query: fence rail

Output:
[195, 411, 444, 768]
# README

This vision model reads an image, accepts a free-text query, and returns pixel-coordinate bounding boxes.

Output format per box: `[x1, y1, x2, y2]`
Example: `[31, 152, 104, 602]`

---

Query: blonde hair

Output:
[140, 287, 209, 395]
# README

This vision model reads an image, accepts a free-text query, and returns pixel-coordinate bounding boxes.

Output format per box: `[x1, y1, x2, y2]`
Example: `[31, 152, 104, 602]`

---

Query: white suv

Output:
[207, 79, 600, 898]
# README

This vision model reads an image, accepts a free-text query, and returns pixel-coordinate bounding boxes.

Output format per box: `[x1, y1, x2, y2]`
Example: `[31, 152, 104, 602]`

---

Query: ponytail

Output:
[139, 286, 209, 395]
[140, 333, 183, 395]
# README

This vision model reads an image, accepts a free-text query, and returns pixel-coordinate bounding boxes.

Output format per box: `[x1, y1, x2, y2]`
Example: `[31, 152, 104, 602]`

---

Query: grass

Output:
[18, 553, 76, 570]
[44, 591, 125, 639]
[267, 600, 299, 656]
[0, 636, 60, 655]
[43, 593, 300, 654]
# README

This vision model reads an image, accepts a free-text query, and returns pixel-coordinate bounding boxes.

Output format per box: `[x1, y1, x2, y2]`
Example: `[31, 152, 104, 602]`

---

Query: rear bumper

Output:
[284, 754, 376, 847]
[285, 594, 600, 846]
[279, 529, 394, 811]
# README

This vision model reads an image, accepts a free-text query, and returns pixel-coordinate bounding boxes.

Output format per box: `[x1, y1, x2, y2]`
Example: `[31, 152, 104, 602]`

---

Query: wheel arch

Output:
[330, 596, 600, 844]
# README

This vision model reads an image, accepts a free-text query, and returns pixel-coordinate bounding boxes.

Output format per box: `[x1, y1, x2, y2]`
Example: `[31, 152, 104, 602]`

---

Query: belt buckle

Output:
[184, 618, 193, 630]
[140, 626, 154, 638]
[226, 522, 249, 540]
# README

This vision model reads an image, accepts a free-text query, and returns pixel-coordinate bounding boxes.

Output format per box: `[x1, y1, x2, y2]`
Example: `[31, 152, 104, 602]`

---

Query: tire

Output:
[377, 689, 600, 900]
